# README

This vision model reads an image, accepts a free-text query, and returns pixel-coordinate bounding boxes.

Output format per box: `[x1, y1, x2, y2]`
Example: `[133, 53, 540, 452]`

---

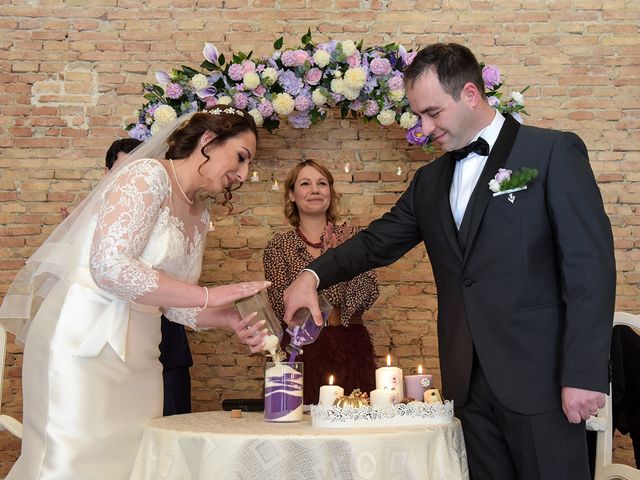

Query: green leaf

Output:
[181, 66, 199, 77]
[498, 167, 538, 191]
[301, 28, 312, 45]
[218, 53, 226, 66]
[200, 60, 217, 71]
[274, 37, 283, 50]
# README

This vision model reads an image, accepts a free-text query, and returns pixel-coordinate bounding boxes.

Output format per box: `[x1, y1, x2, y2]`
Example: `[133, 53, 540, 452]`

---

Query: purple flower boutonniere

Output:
[488, 167, 538, 197]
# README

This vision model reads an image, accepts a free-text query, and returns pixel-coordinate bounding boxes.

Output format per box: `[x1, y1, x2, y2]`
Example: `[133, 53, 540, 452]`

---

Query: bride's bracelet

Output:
[202, 286, 209, 309]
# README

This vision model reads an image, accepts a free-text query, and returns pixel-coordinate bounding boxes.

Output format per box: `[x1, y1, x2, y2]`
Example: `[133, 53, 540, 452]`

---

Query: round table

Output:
[129, 410, 468, 479]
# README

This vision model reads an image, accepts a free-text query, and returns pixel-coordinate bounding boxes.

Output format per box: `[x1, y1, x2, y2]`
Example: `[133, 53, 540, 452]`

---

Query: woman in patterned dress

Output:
[0, 109, 269, 479]
[263, 160, 379, 404]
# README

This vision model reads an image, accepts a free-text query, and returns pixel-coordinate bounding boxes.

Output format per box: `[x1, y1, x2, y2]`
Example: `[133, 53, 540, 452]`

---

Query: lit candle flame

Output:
[418, 364, 423, 375]
[329, 374, 334, 385]
[386, 354, 391, 367]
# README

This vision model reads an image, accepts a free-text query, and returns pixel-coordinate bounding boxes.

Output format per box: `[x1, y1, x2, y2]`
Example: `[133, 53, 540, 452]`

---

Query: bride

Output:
[0, 108, 269, 479]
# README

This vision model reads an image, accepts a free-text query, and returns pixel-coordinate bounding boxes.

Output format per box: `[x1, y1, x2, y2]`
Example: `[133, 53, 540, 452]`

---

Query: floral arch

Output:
[127, 31, 527, 151]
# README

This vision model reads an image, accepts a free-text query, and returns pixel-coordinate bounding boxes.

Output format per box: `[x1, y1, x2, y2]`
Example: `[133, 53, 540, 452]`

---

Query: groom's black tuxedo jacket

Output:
[310, 115, 616, 415]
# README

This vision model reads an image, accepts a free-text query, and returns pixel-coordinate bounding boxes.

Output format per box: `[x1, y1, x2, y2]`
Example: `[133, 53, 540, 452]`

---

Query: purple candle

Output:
[264, 362, 303, 422]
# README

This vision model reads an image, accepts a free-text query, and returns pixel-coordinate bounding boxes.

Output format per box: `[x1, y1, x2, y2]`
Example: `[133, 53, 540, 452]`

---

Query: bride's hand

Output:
[230, 311, 267, 353]
[205, 281, 271, 308]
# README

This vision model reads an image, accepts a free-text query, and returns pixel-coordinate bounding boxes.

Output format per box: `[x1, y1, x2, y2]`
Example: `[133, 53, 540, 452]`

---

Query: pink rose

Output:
[241, 60, 256, 74]
[346, 52, 361, 68]
[494, 168, 512, 183]
[205, 97, 218, 108]
[254, 84, 266, 96]
[305, 68, 323, 85]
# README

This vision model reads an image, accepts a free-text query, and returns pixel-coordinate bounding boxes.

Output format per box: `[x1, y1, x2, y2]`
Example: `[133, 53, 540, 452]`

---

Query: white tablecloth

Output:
[129, 411, 468, 480]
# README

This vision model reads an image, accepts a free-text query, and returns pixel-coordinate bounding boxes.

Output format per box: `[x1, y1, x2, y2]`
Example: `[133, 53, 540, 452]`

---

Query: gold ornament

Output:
[333, 389, 370, 408]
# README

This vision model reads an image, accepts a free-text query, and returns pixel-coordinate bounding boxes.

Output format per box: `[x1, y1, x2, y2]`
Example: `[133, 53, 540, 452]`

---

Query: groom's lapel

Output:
[436, 155, 464, 263]
[457, 114, 521, 262]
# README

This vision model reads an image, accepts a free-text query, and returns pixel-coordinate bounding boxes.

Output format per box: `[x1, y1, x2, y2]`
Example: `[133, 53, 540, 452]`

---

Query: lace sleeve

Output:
[89, 159, 169, 300]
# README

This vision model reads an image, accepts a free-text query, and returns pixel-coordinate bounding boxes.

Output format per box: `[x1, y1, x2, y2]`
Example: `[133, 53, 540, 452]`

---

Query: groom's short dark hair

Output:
[105, 138, 142, 170]
[404, 43, 486, 101]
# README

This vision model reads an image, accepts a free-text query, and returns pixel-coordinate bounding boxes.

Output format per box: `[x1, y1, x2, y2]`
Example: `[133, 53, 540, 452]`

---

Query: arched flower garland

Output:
[127, 31, 528, 149]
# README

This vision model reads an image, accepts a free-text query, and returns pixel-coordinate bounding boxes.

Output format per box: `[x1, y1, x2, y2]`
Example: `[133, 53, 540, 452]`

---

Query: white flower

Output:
[399, 111, 418, 129]
[312, 89, 328, 106]
[333, 70, 342, 78]
[190, 73, 209, 90]
[330, 78, 345, 94]
[248, 108, 263, 127]
[313, 49, 331, 68]
[217, 95, 232, 105]
[243, 71, 261, 90]
[376, 109, 396, 126]
[388, 89, 405, 103]
[341, 40, 356, 57]
[150, 121, 164, 135]
[153, 104, 177, 125]
[488, 178, 501, 193]
[343, 67, 366, 90]
[272, 93, 295, 115]
[510, 91, 524, 105]
[261, 67, 279, 86]
[343, 88, 360, 101]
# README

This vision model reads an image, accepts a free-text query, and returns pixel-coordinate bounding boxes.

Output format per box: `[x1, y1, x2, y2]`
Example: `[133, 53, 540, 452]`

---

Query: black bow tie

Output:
[449, 137, 490, 161]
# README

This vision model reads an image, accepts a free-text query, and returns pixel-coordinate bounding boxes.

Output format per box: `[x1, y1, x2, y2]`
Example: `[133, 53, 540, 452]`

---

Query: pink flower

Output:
[241, 60, 256, 74]
[405, 51, 417, 66]
[258, 100, 273, 117]
[346, 52, 361, 68]
[388, 74, 404, 91]
[363, 100, 379, 117]
[233, 93, 249, 109]
[205, 97, 218, 108]
[254, 84, 266, 96]
[305, 68, 323, 86]
[281, 49, 310, 67]
[494, 168, 512, 183]
[370, 57, 392, 76]
[294, 95, 313, 112]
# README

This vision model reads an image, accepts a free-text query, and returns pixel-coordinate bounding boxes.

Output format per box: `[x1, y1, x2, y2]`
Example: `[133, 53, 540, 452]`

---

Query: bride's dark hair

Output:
[164, 108, 258, 213]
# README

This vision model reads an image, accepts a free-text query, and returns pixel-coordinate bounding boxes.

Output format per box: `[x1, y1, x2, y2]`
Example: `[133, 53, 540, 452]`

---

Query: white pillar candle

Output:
[370, 388, 399, 408]
[318, 374, 344, 407]
[374, 354, 404, 399]
[404, 364, 433, 401]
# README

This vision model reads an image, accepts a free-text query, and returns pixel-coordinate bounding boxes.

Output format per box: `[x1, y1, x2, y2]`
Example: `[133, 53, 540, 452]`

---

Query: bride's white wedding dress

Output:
[6, 158, 208, 479]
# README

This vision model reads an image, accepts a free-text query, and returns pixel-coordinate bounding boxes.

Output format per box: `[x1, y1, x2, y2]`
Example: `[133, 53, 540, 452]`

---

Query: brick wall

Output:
[0, 0, 638, 474]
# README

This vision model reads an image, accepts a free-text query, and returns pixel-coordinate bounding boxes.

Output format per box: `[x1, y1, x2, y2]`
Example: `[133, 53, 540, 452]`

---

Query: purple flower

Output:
[406, 124, 429, 146]
[388, 74, 404, 91]
[233, 93, 249, 109]
[487, 95, 499, 107]
[363, 100, 379, 117]
[203, 43, 219, 64]
[129, 124, 151, 141]
[370, 57, 392, 76]
[254, 84, 266, 96]
[154, 71, 171, 84]
[494, 168, 512, 183]
[196, 86, 218, 99]
[294, 94, 313, 112]
[258, 100, 273, 117]
[165, 83, 183, 99]
[278, 70, 304, 96]
[405, 51, 417, 66]
[228, 63, 244, 81]
[288, 112, 311, 128]
[482, 65, 501, 89]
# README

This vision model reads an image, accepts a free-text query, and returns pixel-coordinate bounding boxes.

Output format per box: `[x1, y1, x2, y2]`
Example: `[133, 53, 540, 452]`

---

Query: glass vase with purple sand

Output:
[285, 293, 333, 362]
[264, 361, 303, 422]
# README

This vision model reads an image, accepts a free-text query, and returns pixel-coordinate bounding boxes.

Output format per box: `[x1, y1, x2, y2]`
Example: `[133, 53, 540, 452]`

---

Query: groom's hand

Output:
[283, 270, 321, 327]
[561, 386, 606, 423]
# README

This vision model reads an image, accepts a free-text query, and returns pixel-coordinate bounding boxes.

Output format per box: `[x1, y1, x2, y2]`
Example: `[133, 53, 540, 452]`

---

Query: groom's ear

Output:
[460, 81, 482, 107]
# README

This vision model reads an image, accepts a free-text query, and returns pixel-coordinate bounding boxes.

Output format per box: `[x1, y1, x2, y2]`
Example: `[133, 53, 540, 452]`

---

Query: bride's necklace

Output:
[295, 228, 323, 249]
[169, 158, 194, 205]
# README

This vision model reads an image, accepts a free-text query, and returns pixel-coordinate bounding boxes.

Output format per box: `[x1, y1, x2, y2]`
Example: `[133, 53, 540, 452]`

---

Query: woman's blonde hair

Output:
[283, 160, 340, 227]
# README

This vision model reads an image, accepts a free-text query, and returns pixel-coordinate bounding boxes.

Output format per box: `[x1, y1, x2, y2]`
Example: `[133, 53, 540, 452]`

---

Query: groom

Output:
[283, 43, 615, 479]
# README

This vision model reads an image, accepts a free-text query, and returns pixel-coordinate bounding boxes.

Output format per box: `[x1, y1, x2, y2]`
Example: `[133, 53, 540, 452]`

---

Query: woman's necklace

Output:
[295, 227, 323, 249]
[169, 158, 194, 205]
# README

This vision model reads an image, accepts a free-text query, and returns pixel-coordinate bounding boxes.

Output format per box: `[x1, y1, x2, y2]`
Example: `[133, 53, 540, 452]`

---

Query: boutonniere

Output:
[488, 167, 538, 197]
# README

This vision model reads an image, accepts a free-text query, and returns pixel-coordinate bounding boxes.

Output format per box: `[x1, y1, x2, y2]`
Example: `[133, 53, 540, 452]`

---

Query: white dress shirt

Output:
[449, 111, 505, 229]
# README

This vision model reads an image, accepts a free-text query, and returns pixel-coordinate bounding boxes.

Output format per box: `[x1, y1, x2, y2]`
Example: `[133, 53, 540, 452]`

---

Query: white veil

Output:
[0, 112, 196, 343]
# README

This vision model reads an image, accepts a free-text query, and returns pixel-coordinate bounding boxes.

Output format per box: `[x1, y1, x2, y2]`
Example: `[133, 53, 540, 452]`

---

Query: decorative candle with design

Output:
[318, 374, 344, 407]
[264, 361, 303, 422]
[404, 364, 433, 401]
[374, 354, 403, 400]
